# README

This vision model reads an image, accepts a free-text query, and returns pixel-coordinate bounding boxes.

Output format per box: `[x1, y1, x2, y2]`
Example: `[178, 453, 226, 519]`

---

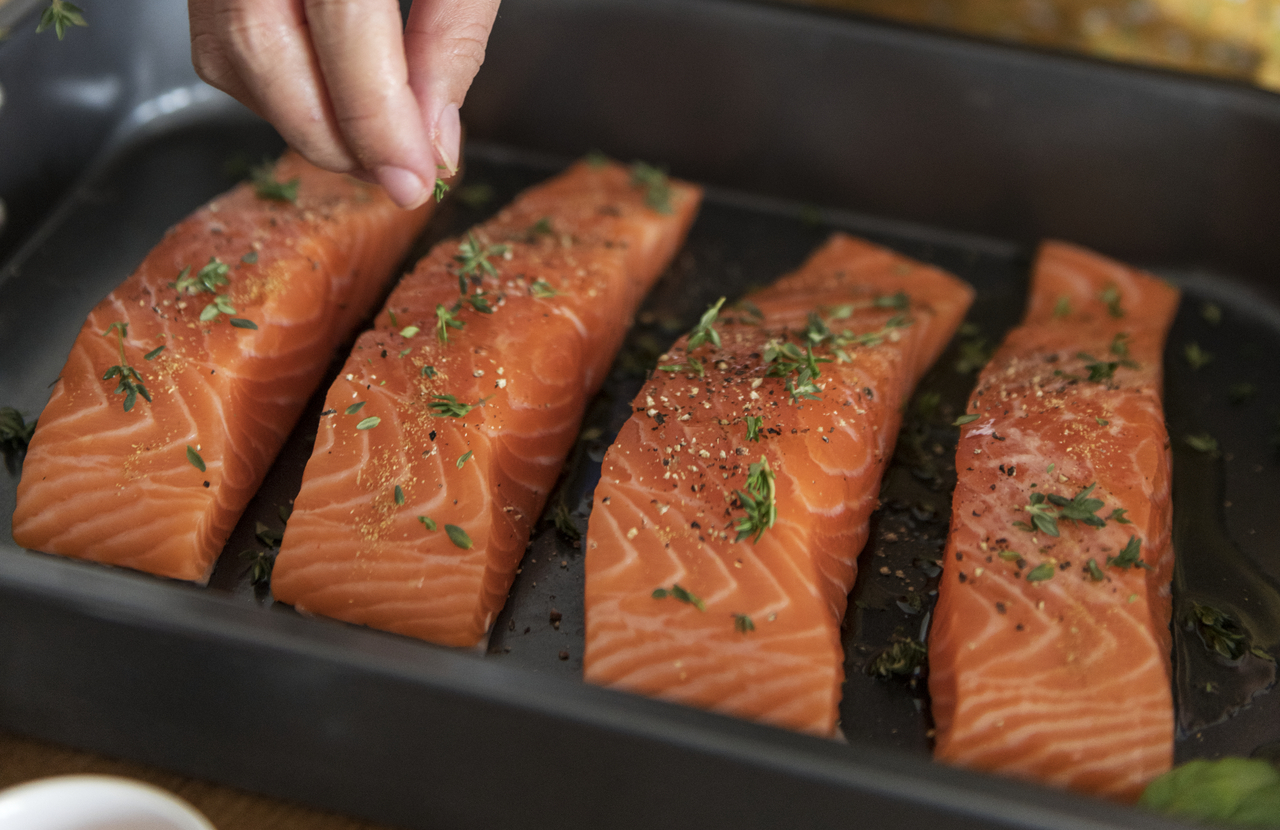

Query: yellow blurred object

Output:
[794, 0, 1280, 90]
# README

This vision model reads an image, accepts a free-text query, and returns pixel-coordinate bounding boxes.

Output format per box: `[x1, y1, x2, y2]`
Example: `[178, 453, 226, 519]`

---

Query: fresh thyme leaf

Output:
[101, 323, 150, 412]
[1107, 508, 1132, 525]
[953, 414, 979, 426]
[356, 416, 380, 430]
[1026, 562, 1055, 582]
[552, 496, 581, 541]
[629, 161, 673, 213]
[400, 325, 420, 339]
[239, 548, 275, 586]
[527, 217, 554, 239]
[436, 303, 464, 343]
[388, 310, 399, 328]
[1046, 482, 1106, 528]
[1053, 296, 1071, 318]
[1229, 382, 1256, 406]
[1085, 558, 1105, 581]
[250, 163, 300, 203]
[229, 318, 257, 330]
[186, 445, 206, 472]
[420, 365, 437, 378]
[433, 178, 449, 202]
[37, 0, 86, 40]
[1187, 603, 1251, 662]
[418, 515, 437, 531]
[1096, 417, 1110, 426]
[394, 484, 405, 506]
[873, 291, 911, 311]
[456, 450, 473, 468]
[0, 407, 37, 463]
[1018, 491, 1060, 537]
[652, 583, 706, 611]
[1184, 341, 1214, 370]
[1099, 284, 1125, 318]
[445, 524, 472, 549]
[734, 458, 777, 544]
[1200, 302, 1223, 326]
[241, 250, 258, 264]
[143, 345, 165, 361]
[345, 402, 365, 415]
[1078, 353, 1120, 383]
[803, 311, 833, 347]
[530, 279, 557, 298]
[429, 394, 481, 418]
[175, 258, 230, 295]
[200, 294, 237, 322]
[456, 183, 493, 208]
[453, 233, 509, 290]
[463, 293, 496, 314]
[998, 549, 1021, 561]
[1109, 332, 1132, 359]
[1184, 433, 1219, 454]
[745, 415, 763, 442]
[734, 301, 764, 323]
[867, 636, 926, 679]
[254, 521, 283, 548]
[733, 614, 755, 633]
[686, 297, 725, 351]
[1107, 535, 1149, 570]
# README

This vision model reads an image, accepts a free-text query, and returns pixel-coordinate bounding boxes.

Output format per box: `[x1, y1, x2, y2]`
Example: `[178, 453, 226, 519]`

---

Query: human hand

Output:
[189, 0, 501, 209]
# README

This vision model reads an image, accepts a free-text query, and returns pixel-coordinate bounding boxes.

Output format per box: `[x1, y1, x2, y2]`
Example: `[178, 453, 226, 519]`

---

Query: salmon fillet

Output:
[270, 159, 702, 648]
[583, 234, 974, 736]
[928, 241, 1180, 801]
[12, 154, 435, 582]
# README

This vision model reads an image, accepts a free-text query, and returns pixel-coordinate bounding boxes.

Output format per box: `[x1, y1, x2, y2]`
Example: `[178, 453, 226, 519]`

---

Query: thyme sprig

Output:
[630, 162, 673, 213]
[0, 407, 36, 463]
[101, 322, 151, 412]
[657, 356, 705, 377]
[734, 458, 777, 543]
[436, 303, 464, 343]
[250, 162, 300, 203]
[1107, 535, 1152, 570]
[686, 297, 725, 351]
[37, 0, 86, 39]
[428, 394, 485, 418]
[453, 233, 509, 294]
[652, 583, 706, 611]
[1012, 482, 1108, 537]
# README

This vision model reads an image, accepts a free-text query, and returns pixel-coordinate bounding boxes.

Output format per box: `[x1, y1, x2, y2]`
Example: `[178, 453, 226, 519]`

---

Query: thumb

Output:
[404, 0, 502, 176]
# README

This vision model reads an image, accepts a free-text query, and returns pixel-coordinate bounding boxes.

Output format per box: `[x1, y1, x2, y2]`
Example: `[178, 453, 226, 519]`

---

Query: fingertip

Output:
[433, 102, 461, 175]
[375, 165, 430, 210]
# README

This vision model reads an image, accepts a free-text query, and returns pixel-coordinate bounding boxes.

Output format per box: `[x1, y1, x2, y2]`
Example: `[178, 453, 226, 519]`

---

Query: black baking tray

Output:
[2, 1, 1278, 828]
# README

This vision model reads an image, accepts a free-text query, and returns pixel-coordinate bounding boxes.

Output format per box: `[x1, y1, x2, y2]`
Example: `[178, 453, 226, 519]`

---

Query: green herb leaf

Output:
[394, 485, 405, 506]
[241, 250, 259, 264]
[1187, 603, 1251, 662]
[418, 515, 437, 531]
[1109, 332, 1132, 359]
[453, 233, 509, 290]
[1185, 433, 1220, 455]
[953, 414, 980, 426]
[527, 217, 554, 239]
[552, 496, 581, 541]
[400, 325, 420, 339]
[445, 524, 472, 549]
[36, 0, 86, 40]
[1019, 491, 1061, 537]
[954, 336, 992, 374]
[652, 583, 706, 611]
[436, 303, 464, 344]
[1053, 296, 1071, 318]
[734, 458, 777, 544]
[186, 445, 206, 472]
[1140, 758, 1280, 824]
[687, 297, 725, 351]
[433, 178, 449, 202]
[356, 416, 381, 430]
[429, 394, 482, 418]
[1200, 302, 1223, 327]
[101, 323, 150, 412]
[345, 402, 365, 415]
[250, 163, 300, 203]
[1046, 482, 1106, 528]
[143, 345, 165, 361]
[745, 415, 763, 442]
[734, 614, 755, 633]
[1107, 535, 1150, 570]
[867, 637, 927, 679]
[456, 450, 473, 468]
[1085, 558, 1105, 582]
[1107, 508, 1132, 525]
[229, 318, 258, 330]
[1099, 284, 1125, 318]
[0, 406, 37, 462]
[530, 279, 557, 298]
[630, 161, 673, 213]
[1026, 562, 1055, 582]
[1184, 341, 1214, 370]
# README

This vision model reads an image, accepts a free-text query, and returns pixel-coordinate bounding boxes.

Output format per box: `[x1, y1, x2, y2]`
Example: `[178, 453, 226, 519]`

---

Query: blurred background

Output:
[790, 0, 1280, 89]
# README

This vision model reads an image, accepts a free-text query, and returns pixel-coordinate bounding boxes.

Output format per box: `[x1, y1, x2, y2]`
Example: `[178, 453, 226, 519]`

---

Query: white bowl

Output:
[0, 775, 216, 830]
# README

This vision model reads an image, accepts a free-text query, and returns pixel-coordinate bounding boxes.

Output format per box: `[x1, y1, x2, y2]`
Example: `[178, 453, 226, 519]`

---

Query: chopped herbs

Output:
[453, 232, 509, 291]
[436, 303, 464, 343]
[686, 297, 725, 351]
[174, 257, 229, 295]
[37, 0, 87, 40]
[733, 614, 755, 633]
[1184, 433, 1220, 454]
[433, 178, 449, 202]
[1200, 302, 1223, 326]
[1085, 558, 1105, 582]
[733, 458, 777, 544]
[394, 485, 405, 506]
[651, 583, 706, 611]
[954, 334, 992, 374]
[445, 524, 472, 549]
[629, 161, 673, 213]
[657, 356, 704, 377]
[1107, 508, 1132, 525]
[745, 415, 763, 442]
[763, 340, 829, 403]
[1106, 535, 1150, 570]
[0, 407, 36, 463]
[200, 294, 237, 322]
[1047, 482, 1106, 528]
[461, 293, 496, 314]
[1014, 492, 1061, 537]
[1077, 351, 1136, 383]
[1184, 341, 1213, 370]
[421, 365, 437, 379]
[239, 548, 275, 586]
[1187, 603, 1251, 662]
[530, 279, 557, 298]
[1099, 284, 1124, 318]
[101, 322, 151, 412]
[429, 394, 482, 418]
[953, 414, 979, 426]
[345, 402, 365, 415]
[418, 515, 437, 531]
[186, 445, 206, 472]
[143, 345, 165, 361]
[250, 162, 300, 203]
[254, 520, 283, 548]
[1053, 296, 1071, 318]
[1109, 332, 1132, 359]
[552, 496, 581, 541]
[1026, 562, 1055, 582]
[456, 450, 473, 468]
[867, 637, 926, 679]
[356, 416, 381, 430]
[400, 325, 420, 339]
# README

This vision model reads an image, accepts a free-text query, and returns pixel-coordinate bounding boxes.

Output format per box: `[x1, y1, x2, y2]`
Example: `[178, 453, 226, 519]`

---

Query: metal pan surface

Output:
[2, 1, 1278, 828]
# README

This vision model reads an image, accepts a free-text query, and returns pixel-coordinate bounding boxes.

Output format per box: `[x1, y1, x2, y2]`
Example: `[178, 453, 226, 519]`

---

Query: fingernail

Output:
[433, 103, 461, 175]
[374, 165, 428, 209]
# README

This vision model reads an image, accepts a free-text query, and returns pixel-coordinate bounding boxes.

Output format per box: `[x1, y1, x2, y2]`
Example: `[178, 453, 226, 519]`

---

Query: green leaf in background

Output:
[1140, 758, 1280, 826]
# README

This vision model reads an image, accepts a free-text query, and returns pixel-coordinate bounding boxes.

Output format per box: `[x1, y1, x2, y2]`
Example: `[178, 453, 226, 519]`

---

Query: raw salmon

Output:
[583, 234, 973, 736]
[270, 159, 702, 647]
[928, 241, 1180, 800]
[12, 153, 435, 582]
